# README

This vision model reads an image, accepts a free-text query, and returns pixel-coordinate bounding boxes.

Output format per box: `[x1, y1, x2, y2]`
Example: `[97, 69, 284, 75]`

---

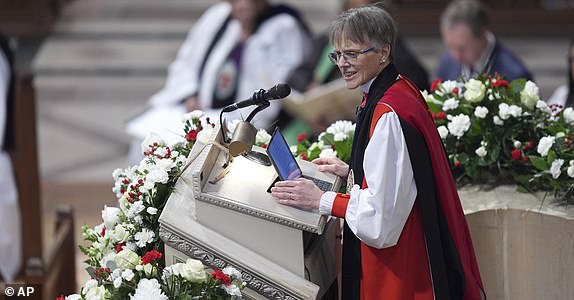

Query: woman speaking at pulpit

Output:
[272, 5, 486, 300]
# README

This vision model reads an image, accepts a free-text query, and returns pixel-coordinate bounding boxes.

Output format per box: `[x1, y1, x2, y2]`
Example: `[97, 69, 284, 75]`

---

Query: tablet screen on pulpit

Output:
[267, 128, 333, 192]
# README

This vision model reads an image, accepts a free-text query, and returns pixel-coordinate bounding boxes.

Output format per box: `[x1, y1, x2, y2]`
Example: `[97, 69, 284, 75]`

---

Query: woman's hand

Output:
[312, 157, 349, 178]
[271, 178, 323, 210]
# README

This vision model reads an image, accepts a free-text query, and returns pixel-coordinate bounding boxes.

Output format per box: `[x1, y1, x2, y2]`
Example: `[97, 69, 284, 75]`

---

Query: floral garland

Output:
[425, 74, 574, 201]
[59, 111, 246, 300]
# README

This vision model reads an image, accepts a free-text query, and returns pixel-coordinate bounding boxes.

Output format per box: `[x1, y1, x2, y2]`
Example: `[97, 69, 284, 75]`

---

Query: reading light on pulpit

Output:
[228, 121, 272, 166]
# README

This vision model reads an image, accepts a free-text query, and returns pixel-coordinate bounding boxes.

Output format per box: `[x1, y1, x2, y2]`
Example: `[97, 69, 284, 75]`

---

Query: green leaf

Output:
[529, 156, 549, 171]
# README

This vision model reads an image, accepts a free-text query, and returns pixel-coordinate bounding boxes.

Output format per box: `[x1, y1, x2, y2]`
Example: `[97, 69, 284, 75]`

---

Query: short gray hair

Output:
[329, 5, 396, 59]
[441, 0, 489, 36]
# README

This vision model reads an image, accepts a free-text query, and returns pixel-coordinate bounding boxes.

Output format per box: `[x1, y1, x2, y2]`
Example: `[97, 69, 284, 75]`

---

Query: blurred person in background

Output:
[437, 0, 533, 81]
[548, 39, 574, 107]
[0, 34, 21, 283]
[127, 0, 311, 161]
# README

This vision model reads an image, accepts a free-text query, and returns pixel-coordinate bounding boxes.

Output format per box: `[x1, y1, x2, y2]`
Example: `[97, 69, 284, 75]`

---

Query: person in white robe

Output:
[0, 35, 21, 282]
[127, 0, 311, 162]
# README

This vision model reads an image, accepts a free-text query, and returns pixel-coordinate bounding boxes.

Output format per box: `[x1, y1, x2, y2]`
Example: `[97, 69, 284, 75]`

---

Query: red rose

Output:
[523, 140, 535, 151]
[262, 144, 268, 149]
[430, 78, 443, 92]
[452, 87, 459, 94]
[437, 112, 446, 120]
[300, 153, 308, 161]
[511, 149, 522, 161]
[297, 133, 307, 142]
[492, 79, 509, 89]
[454, 161, 461, 168]
[142, 250, 163, 265]
[56, 295, 65, 300]
[211, 269, 231, 286]
[185, 130, 198, 141]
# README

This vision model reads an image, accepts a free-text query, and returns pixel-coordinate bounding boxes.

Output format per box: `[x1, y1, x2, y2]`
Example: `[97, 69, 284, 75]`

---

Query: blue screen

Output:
[267, 129, 302, 180]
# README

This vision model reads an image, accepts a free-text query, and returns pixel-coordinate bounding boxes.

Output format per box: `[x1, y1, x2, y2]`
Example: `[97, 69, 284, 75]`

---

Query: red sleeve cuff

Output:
[331, 193, 350, 218]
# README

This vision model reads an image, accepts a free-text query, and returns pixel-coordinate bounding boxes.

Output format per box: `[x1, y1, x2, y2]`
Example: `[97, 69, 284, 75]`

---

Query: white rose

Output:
[179, 259, 207, 283]
[66, 294, 82, 300]
[475, 146, 488, 158]
[442, 98, 459, 111]
[549, 159, 564, 179]
[319, 148, 337, 158]
[520, 81, 540, 109]
[563, 107, 574, 124]
[141, 133, 165, 154]
[196, 124, 215, 144]
[143, 263, 154, 276]
[115, 249, 141, 269]
[498, 103, 522, 120]
[437, 126, 449, 139]
[147, 207, 158, 215]
[102, 206, 121, 229]
[146, 168, 169, 184]
[156, 157, 176, 171]
[134, 228, 155, 248]
[474, 106, 488, 119]
[568, 165, 574, 178]
[255, 129, 271, 145]
[447, 114, 471, 138]
[183, 110, 204, 121]
[514, 140, 522, 149]
[537, 136, 555, 157]
[84, 283, 107, 300]
[463, 79, 486, 103]
[493, 116, 504, 126]
[112, 224, 130, 243]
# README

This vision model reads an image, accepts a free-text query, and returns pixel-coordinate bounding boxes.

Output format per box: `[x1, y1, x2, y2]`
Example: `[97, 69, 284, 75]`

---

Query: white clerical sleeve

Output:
[149, 3, 231, 106]
[345, 112, 417, 249]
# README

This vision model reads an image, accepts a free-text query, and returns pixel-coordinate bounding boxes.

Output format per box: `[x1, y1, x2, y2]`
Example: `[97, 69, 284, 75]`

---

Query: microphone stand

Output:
[219, 89, 269, 143]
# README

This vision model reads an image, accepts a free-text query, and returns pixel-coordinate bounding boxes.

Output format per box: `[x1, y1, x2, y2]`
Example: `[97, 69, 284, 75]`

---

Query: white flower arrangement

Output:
[60, 112, 245, 300]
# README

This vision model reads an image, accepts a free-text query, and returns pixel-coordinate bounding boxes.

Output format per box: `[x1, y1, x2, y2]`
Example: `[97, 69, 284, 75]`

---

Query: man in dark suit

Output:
[437, 0, 533, 81]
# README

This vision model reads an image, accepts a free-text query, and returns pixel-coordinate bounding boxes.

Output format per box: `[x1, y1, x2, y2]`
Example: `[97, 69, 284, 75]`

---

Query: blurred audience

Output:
[437, 0, 533, 81]
[548, 39, 574, 107]
[288, 0, 429, 93]
[127, 0, 311, 159]
[0, 34, 21, 282]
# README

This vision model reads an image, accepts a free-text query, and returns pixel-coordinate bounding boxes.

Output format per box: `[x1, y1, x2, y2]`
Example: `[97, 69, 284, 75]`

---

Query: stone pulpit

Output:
[159, 129, 341, 300]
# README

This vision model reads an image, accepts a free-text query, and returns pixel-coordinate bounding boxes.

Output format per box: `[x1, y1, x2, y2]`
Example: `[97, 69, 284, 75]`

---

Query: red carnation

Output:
[300, 153, 308, 161]
[523, 140, 536, 151]
[115, 242, 126, 253]
[492, 79, 509, 89]
[430, 78, 443, 92]
[56, 295, 65, 300]
[211, 269, 231, 286]
[436, 112, 446, 120]
[101, 226, 106, 237]
[452, 87, 459, 94]
[262, 144, 268, 149]
[185, 130, 198, 141]
[511, 149, 522, 161]
[454, 161, 461, 168]
[142, 250, 163, 265]
[297, 133, 307, 142]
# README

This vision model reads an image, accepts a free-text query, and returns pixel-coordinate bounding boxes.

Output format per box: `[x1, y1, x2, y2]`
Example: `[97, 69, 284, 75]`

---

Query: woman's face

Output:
[333, 39, 388, 89]
[230, 0, 267, 25]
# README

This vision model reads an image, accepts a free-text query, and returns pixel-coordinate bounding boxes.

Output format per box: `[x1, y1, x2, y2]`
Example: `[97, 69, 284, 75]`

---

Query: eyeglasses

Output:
[328, 47, 375, 65]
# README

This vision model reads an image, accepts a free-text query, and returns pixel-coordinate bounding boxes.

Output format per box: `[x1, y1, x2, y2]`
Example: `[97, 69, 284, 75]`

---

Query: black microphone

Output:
[222, 84, 291, 112]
